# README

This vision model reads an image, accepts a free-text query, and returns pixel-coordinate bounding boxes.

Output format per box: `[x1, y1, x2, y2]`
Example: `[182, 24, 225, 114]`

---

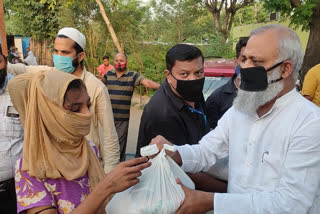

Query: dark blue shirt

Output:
[206, 74, 238, 129]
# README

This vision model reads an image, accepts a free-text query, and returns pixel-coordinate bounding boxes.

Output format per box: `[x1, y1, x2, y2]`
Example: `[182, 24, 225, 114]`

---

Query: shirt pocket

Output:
[260, 153, 282, 188]
[3, 116, 23, 139]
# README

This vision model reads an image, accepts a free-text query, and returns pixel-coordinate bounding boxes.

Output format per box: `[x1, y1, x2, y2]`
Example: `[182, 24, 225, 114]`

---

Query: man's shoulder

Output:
[144, 87, 177, 118]
[296, 92, 320, 114]
[306, 64, 320, 76]
[127, 70, 140, 77]
[206, 84, 226, 103]
[104, 69, 116, 77]
[83, 70, 106, 90]
[26, 65, 54, 74]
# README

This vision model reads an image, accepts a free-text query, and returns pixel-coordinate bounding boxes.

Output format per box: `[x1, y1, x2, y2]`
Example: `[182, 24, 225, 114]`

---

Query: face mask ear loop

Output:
[266, 60, 286, 72]
[168, 70, 179, 91]
[266, 60, 286, 84]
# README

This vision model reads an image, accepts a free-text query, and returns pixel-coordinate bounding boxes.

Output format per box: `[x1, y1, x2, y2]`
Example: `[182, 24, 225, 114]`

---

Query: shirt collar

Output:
[110, 69, 130, 78]
[223, 74, 238, 94]
[258, 88, 297, 119]
[0, 74, 13, 95]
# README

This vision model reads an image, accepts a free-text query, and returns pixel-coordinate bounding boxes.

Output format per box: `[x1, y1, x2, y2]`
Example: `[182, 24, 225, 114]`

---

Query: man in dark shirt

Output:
[136, 44, 226, 193]
[206, 37, 249, 129]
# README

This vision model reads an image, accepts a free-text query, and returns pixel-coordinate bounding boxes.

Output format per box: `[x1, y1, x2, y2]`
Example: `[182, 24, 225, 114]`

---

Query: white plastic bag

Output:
[106, 145, 195, 214]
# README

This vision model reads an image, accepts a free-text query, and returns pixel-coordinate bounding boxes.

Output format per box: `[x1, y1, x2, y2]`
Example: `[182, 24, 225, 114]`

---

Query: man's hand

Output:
[176, 179, 214, 214]
[149, 135, 182, 165]
[102, 157, 151, 194]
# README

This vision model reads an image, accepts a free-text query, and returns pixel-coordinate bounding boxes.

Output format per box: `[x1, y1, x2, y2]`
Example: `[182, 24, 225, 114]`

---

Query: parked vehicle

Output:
[203, 59, 235, 100]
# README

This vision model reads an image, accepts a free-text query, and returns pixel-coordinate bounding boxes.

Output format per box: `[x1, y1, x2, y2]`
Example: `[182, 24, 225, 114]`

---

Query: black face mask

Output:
[240, 61, 284, 92]
[0, 67, 7, 89]
[169, 71, 205, 102]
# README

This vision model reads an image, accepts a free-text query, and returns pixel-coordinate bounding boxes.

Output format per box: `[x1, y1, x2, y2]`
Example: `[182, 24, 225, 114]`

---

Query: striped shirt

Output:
[102, 69, 144, 121]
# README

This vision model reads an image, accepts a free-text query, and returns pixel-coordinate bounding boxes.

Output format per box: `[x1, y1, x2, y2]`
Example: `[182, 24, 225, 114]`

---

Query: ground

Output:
[125, 93, 150, 159]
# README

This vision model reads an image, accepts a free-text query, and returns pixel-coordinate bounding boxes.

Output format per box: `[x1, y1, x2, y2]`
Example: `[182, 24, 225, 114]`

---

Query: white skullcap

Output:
[57, 27, 86, 50]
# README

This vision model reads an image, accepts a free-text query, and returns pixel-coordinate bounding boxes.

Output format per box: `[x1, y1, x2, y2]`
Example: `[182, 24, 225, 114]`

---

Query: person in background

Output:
[150, 24, 320, 214]
[97, 55, 114, 80]
[8, 47, 16, 64]
[301, 63, 320, 107]
[13, 48, 22, 64]
[9, 70, 151, 214]
[0, 52, 23, 214]
[23, 47, 38, 66]
[102, 52, 160, 161]
[206, 37, 249, 129]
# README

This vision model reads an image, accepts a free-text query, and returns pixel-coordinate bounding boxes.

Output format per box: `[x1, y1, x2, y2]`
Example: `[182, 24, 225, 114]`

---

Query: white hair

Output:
[250, 24, 304, 80]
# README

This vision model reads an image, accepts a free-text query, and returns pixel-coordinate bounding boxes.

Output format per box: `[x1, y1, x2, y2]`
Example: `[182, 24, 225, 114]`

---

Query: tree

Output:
[205, 0, 255, 42]
[233, 2, 269, 26]
[0, 0, 8, 55]
[6, 0, 60, 40]
[262, 0, 320, 78]
[95, 0, 122, 52]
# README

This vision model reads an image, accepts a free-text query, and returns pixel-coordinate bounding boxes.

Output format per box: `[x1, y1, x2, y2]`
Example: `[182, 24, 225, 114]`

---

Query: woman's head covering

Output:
[8, 69, 105, 197]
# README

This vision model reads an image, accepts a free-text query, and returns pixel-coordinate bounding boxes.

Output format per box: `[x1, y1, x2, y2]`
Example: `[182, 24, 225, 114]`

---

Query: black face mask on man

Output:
[0, 66, 7, 89]
[239, 61, 285, 92]
[169, 71, 205, 102]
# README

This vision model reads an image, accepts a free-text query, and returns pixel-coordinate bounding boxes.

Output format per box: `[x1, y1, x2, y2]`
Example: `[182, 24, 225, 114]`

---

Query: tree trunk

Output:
[301, 7, 320, 79]
[0, 0, 8, 56]
[95, 0, 123, 53]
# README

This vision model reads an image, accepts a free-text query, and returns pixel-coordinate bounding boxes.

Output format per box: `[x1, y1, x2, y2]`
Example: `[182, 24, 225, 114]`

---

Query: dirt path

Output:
[125, 93, 150, 159]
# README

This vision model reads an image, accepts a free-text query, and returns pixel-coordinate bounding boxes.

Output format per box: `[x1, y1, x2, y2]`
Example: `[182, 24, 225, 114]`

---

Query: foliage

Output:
[233, 2, 269, 26]
[205, 0, 255, 41]
[262, 0, 318, 31]
[5, 0, 60, 41]
[3, 0, 235, 90]
[261, 0, 320, 78]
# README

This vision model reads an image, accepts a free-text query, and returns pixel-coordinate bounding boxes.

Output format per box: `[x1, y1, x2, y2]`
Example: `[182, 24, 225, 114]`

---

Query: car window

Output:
[203, 77, 230, 100]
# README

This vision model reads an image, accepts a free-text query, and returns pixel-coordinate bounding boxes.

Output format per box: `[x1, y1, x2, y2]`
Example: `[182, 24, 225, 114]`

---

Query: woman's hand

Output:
[103, 157, 151, 194]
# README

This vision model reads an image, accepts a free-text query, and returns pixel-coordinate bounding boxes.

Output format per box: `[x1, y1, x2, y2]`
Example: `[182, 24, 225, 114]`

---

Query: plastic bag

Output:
[106, 145, 195, 214]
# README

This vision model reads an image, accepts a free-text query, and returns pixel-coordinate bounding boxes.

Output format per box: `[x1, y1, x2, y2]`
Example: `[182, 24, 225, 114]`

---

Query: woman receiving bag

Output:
[9, 69, 151, 214]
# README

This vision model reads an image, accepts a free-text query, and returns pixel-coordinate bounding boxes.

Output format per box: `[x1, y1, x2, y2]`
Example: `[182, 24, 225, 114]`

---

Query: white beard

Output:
[233, 68, 284, 114]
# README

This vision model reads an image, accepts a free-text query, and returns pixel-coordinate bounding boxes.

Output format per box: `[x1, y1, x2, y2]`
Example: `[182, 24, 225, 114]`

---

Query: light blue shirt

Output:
[0, 73, 23, 182]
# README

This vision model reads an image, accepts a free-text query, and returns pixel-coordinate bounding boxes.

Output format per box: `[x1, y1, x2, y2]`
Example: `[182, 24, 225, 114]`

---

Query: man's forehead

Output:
[173, 58, 203, 70]
[243, 32, 278, 59]
[54, 37, 75, 49]
[115, 53, 126, 60]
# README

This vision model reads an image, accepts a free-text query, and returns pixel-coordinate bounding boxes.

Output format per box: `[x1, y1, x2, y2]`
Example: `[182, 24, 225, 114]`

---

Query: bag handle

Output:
[140, 144, 176, 157]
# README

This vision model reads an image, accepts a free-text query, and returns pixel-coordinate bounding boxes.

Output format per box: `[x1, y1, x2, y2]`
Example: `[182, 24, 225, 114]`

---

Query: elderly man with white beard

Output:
[150, 24, 320, 214]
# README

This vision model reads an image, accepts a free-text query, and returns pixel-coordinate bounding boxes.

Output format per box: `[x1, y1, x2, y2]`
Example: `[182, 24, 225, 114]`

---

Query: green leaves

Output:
[6, 0, 60, 41]
[262, 0, 319, 30]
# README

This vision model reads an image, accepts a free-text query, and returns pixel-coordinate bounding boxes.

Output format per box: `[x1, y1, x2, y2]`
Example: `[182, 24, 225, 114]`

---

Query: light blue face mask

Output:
[235, 65, 240, 76]
[53, 55, 76, 74]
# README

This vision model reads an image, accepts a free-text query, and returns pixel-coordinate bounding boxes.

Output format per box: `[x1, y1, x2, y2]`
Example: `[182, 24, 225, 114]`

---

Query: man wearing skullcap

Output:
[50, 27, 120, 173]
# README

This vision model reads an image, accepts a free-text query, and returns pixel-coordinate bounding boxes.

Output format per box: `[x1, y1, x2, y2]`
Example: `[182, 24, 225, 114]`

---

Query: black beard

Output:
[116, 67, 127, 72]
[0, 68, 7, 89]
[72, 57, 80, 69]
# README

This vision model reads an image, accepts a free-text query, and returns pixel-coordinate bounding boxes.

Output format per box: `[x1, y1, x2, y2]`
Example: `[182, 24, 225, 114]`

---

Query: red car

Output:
[203, 59, 236, 99]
